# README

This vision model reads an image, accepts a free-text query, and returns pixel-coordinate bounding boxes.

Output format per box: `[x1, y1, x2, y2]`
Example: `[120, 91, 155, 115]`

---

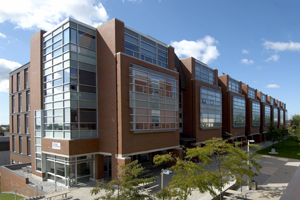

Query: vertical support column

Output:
[95, 154, 104, 180]
[167, 148, 182, 167]
[112, 156, 131, 180]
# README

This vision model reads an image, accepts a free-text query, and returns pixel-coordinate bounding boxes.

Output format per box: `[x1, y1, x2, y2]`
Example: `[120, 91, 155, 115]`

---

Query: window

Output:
[25, 114, 28, 134]
[200, 86, 222, 128]
[11, 76, 13, 93]
[273, 108, 278, 125]
[25, 69, 28, 88]
[12, 136, 15, 152]
[17, 73, 20, 91]
[27, 91, 30, 111]
[265, 105, 271, 126]
[228, 78, 240, 93]
[261, 93, 266, 103]
[195, 61, 214, 84]
[270, 97, 274, 105]
[27, 137, 31, 156]
[17, 115, 20, 133]
[124, 28, 168, 68]
[277, 100, 280, 107]
[19, 93, 22, 112]
[19, 137, 23, 154]
[233, 96, 245, 127]
[248, 87, 255, 99]
[280, 109, 284, 125]
[129, 64, 178, 132]
[12, 95, 15, 113]
[252, 101, 260, 126]
[285, 111, 288, 125]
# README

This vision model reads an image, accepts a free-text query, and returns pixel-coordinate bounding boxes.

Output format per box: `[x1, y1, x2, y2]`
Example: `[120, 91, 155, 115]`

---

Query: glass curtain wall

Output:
[233, 96, 245, 127]
[252, 101, 260, 126]
[42, 20, 97, 140]
[264, 105, 271, 126]
[228, 78, 240, 93]
[129, 64, 178, 132]
[124, 28, 168, 68]
[280, 110, 284, 125]
[195, 61, 214, 84]
[200, 86, 222, 128]
[273, 108, 278, 125]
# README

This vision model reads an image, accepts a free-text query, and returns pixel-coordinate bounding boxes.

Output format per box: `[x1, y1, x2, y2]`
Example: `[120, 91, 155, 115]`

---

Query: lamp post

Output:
[247, 140, 254, 190]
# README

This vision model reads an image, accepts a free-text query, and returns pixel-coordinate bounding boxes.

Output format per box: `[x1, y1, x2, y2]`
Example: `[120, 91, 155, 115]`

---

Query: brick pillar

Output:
[255, 134, 262, 143]
[112, 156, 131, 180]
[95, 154, 104, 180]
[167, 148, 182, 167]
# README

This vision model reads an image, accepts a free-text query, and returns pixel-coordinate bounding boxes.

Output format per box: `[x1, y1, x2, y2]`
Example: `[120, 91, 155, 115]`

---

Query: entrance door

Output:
[104, 157, 111, 180]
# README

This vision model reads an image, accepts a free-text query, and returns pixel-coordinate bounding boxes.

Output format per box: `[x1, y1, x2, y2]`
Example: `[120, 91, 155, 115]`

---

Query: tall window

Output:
[252, 102, 260, 126]
[195, 61, 214, 84]
[233, 96, 245, 127]
[17, 115, 20, 133]
[19, 137, 23, 154]
[17, 73, 20, 91]
[270, 97, 274, 105]
[12, 95, 15, 113]
[228, 78, 240, 93]
[248, 87, 255, 99]
[124, 28, 168, 68]
[277, 100, 280, 107]
[280, 110, 284, 125]
[285, 111, 288, 125]
[265, 105, 271, 126]
[19, 93, 22, 112]
[12, 136, 15, 152]
[273, 108, 278, 125]
[261, 93, 266, 103]
[129, 64, 178, 132]
[25, 114, 28, 134]
[25, 69, 28, 89]
[26, 91, 30, 111]
[11, 76, 13, 93]
[27, 137, 31, 156]
[200, 86, 222, 128]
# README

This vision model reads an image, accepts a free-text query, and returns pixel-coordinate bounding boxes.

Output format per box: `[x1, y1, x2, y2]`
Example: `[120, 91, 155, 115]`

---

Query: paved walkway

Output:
[51, 140, 300, 200]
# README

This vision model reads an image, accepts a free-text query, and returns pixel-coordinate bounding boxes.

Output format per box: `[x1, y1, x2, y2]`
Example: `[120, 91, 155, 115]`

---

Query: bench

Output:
[44, 189, 71, 200]
[57, 195, 73, 200]
[142, 173, 154, 178]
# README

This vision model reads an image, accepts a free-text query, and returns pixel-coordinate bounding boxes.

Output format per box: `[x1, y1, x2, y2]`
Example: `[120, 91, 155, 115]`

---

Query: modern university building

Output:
[1, 17, 288, 193]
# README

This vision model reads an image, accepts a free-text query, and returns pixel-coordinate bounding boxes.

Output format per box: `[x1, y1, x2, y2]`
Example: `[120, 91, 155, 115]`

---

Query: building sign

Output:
[52, 142, 61, 150]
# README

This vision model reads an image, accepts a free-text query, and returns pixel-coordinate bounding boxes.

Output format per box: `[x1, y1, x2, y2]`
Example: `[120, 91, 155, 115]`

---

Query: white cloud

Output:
[242, 49, 249, 54]
[171, 36, 220, 64]
[0, 0, 109, 30]
[240, 59, 254, 65]
[265, 84, 280, 89]
[256, 66, 264, 70]
[0, 33, 6, 38]
[265, 54, 280, 62]
[0, 59, 21, 92]
[263, 41, 300, 51]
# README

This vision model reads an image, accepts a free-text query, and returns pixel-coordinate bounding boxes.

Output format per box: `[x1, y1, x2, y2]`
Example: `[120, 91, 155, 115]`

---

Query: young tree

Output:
[266, 123, 281, 148]
[90, 160, 156, 200]
[153, 138, 262, 200]
[290, 114, 300, 128]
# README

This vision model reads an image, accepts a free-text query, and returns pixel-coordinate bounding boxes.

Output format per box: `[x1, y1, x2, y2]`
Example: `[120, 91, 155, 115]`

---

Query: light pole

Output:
[247, 140, 254, 190]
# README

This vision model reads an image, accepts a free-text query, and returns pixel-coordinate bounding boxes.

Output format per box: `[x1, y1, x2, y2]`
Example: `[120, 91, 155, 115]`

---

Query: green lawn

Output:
[257, 136, 300, 160]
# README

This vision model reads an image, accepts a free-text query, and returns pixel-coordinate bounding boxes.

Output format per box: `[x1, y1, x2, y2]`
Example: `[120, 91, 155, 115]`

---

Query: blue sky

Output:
[0, 0, 299, 124]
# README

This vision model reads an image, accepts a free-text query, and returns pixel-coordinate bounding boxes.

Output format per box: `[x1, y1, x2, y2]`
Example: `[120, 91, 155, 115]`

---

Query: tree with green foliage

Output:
[0, 124, 9, 132]
[90, 160, 156, 200]
[153, 138, 262, 200]
[266, 123, 281, 148]
[290, 114, 300, 128]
